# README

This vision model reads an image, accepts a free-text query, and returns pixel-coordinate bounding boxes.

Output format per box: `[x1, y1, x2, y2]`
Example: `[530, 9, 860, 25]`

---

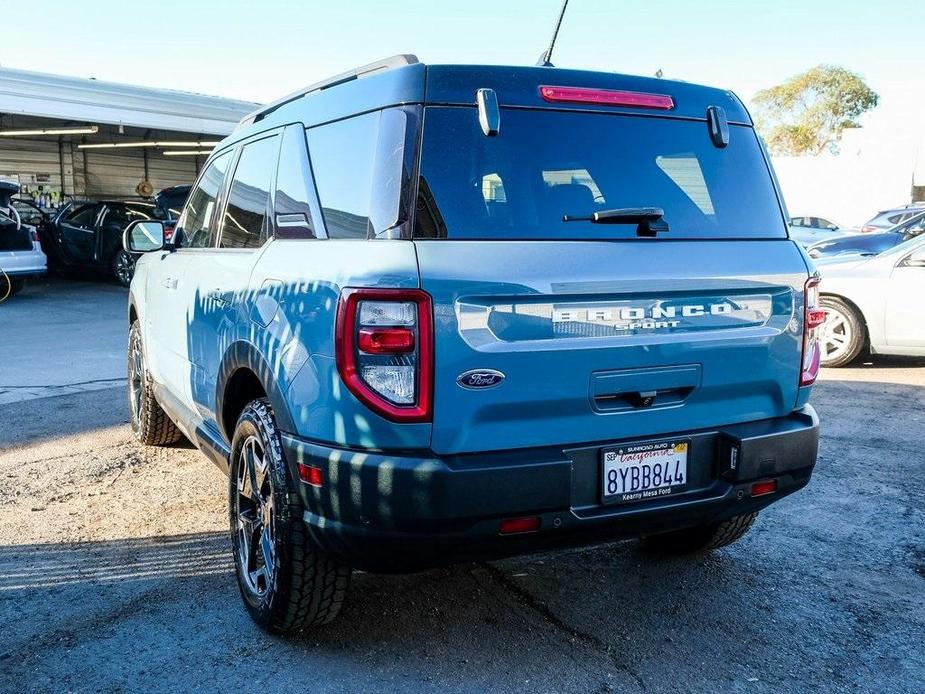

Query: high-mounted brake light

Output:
[336, 288, 433, 422]
[539, 85, 675, 110]
[800, 277, 823, 387]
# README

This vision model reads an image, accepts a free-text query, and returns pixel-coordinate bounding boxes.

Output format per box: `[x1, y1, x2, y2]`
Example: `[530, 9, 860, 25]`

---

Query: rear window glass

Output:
[415, 108, 785, 240]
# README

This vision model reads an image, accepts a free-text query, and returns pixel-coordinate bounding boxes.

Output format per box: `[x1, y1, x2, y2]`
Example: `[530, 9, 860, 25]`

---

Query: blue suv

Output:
[123, 55, 821, 633]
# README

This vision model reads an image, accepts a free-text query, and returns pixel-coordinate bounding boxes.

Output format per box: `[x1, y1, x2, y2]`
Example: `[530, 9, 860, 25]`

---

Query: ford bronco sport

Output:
[123, 55, 821, 633]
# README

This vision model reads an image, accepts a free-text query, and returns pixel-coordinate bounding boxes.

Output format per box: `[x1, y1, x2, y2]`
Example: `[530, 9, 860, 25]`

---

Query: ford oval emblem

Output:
[457, 369, 505, 390]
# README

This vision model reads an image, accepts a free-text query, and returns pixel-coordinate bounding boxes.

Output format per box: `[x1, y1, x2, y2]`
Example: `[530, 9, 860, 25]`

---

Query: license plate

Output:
[601, 439, 689, 504]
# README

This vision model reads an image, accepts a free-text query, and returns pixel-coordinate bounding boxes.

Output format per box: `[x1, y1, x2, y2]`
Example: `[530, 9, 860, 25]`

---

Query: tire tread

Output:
[643, 512, 758, 554]
[129, 322, 182, 446]
[234, 398, 350, 633]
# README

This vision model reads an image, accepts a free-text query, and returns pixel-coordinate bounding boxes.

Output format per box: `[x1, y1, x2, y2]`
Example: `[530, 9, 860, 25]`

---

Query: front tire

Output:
[642, 513, 758, 554]
[128, 321, 182, 446]
[230, 399, 350, 633]
[819, 296, 865, 367]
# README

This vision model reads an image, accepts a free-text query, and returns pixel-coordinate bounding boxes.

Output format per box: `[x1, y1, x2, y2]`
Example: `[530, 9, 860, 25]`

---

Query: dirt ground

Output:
[1, 286, 924, 692]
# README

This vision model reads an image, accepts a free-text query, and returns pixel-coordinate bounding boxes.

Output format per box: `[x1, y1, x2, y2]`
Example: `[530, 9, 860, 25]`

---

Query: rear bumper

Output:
[281, 406, 819, 572]
[1, 245, 47, 277]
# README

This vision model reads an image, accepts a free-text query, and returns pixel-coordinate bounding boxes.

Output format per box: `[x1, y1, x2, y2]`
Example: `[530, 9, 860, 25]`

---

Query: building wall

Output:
[0, 116, 203, 204]
[0, 136, 74, 203]
[771, 128, 920, 228]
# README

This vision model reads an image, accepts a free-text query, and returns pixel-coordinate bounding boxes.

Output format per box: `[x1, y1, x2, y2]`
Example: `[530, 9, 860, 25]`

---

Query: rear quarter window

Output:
[414, 107, 786, 240]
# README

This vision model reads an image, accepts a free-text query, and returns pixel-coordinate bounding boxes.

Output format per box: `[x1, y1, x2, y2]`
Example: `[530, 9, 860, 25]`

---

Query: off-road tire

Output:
[230, 398, 350, 633]
[128, 321, 183, 446]
[642, 512, 758, 554]
[819, 296, 865, 368]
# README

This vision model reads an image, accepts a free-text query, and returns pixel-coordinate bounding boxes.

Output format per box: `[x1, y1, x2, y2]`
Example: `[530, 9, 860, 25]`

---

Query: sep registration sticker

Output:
[601, 439, 689, 504]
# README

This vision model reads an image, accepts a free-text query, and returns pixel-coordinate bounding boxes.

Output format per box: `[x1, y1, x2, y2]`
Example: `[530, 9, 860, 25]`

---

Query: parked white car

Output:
[1, 207, 47, 298]
[816, 233, 925, 366]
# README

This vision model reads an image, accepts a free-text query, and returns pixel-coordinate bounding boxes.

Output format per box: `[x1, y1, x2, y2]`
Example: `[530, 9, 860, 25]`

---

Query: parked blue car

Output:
[123, 56, 821, 633]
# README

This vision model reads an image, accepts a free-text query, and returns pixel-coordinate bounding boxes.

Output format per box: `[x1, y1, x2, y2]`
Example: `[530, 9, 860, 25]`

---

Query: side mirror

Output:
[123, 219, 165, 253]
[827, 224, 838, 230]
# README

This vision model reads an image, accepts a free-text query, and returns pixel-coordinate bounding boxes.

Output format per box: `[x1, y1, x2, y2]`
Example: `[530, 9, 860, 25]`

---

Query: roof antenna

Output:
[537, 0, 570, 67]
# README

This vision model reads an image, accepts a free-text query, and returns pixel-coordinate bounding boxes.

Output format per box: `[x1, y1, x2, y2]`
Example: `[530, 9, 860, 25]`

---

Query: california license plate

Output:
[601, 439, 689, 504]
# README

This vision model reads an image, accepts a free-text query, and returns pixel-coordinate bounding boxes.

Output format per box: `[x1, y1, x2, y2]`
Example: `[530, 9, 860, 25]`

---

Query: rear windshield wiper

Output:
[563, 207, 669, 237]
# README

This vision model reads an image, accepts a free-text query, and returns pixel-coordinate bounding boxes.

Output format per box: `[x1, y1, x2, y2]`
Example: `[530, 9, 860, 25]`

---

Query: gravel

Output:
[1, 358, 923, 693]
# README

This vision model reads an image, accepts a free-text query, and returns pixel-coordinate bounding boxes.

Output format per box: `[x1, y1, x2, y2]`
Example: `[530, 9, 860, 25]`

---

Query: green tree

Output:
[752, 65, 879, 155]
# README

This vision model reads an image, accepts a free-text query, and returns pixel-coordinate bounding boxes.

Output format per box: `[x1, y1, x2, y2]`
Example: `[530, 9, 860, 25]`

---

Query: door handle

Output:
[275, 213, 309, 228]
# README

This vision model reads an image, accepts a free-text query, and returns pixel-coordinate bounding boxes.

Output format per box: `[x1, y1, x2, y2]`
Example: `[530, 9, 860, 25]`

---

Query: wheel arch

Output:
[217, 340, 295, 444]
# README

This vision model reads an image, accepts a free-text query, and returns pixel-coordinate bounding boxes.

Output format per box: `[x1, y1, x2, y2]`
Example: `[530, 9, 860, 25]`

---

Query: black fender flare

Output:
[215, 340, 296, 438]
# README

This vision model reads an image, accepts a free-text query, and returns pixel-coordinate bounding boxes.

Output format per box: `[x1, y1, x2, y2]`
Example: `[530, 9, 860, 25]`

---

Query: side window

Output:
[305, 111, 379, 238]
[273, 127, 316, 239]
[220, 135, 280, 249]
[105, 203, 154, 229]
[64, 204, 98, 228]
[181, 151, 232, 248]
[306, 107, 416, 239]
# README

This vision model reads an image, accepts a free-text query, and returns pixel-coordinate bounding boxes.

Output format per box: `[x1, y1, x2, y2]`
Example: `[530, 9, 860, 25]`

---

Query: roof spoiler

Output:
[235, 54, 419, 131]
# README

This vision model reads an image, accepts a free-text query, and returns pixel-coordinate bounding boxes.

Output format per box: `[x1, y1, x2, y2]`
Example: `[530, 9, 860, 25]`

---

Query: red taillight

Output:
[539, 85, 674, 110]
[800, 277, 823, 386]
[750, 479, 778, 497]
[499, 516, 541, 535]
[298, 463, 324, 487]
[335, 288, 433, 423]
[358, 327, 415, 354]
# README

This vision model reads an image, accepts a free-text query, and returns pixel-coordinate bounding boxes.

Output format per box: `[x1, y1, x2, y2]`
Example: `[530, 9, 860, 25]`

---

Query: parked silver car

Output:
[816, 234, 925, 366]
[789, 222, 852, 249]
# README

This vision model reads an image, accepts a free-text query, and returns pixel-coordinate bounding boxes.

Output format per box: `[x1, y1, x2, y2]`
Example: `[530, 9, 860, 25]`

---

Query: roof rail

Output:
[236, 54, 419, 130]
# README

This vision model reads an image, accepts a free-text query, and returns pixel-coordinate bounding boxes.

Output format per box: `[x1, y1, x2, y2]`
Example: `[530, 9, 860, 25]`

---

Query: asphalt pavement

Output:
[0, 280, 923, 693]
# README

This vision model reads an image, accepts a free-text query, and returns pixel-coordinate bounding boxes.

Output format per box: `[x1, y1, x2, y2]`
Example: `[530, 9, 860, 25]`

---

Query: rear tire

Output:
[230, 398, 350, 633]
[819, 296, 865, 367]
[642, 512, 758, 554]
[128, 321, 182, 446]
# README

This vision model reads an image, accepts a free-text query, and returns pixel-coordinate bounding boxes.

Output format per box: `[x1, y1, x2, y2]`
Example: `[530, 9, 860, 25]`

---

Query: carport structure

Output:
[0, 67, 256, 206]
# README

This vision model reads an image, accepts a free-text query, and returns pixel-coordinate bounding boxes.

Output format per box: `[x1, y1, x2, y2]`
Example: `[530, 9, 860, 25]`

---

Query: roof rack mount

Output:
[237, 54, 419, 129]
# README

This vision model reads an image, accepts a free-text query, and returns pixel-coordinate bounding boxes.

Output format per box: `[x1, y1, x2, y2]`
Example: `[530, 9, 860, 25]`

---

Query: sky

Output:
[0, 0, 923, 136]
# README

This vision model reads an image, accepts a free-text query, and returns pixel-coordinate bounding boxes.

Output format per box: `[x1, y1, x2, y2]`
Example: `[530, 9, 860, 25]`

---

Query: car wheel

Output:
[112, 249, 136, 287]
[128, 321, 183, 446]
[230, 398, 351, 633]
[4, 277, 25, 298]
[819, 296, 865, 368]
[641, 512, 758, 554]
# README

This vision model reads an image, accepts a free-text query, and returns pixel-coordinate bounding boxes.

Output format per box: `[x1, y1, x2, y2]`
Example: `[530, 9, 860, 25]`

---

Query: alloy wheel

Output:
[114, 251, 135, 286]
[820, 306, 854, 363]
[128, 334, 144, 428]
[235, 435, 276, 597]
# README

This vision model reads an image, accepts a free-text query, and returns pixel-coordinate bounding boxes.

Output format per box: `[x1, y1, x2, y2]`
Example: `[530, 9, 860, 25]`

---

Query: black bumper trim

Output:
[280, 405, 819, 571]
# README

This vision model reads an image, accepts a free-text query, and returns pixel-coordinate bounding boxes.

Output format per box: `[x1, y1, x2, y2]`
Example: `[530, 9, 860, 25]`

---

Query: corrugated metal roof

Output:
[0, 67, 258, 136]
